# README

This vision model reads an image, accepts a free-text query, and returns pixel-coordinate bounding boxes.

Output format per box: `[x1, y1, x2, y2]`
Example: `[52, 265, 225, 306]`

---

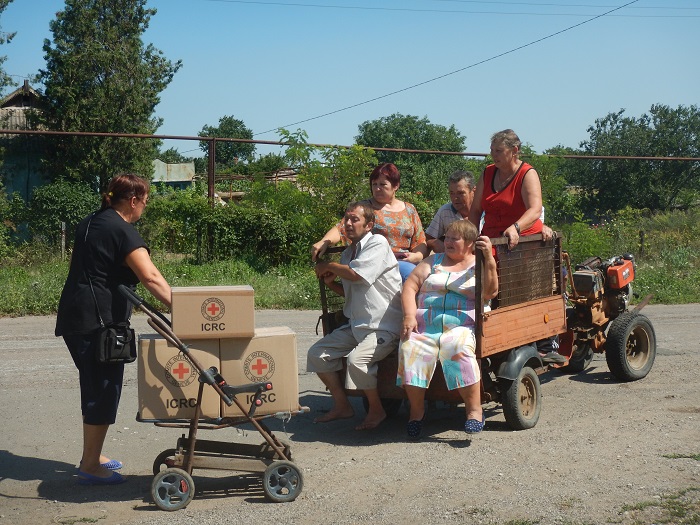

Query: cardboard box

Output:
[137, 334, 221, 420]
[219, 327, 299, 418]
[171, 285, 255, 339]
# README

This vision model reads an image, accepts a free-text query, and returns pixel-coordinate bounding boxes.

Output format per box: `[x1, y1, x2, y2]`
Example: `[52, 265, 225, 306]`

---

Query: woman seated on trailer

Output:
[310, 162, 428, 281]
[396, 220, 498, 440]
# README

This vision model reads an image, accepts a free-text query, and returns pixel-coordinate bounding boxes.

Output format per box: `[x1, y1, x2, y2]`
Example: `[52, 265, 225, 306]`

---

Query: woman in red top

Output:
[469, 129, 547, 249]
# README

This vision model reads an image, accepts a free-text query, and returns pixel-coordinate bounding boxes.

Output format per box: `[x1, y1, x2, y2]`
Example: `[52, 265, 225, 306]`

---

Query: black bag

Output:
[95, 322, 137, 364]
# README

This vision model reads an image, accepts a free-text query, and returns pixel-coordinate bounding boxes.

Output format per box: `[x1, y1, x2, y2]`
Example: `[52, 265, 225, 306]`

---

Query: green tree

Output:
[38, 0, 182, 191]
[569, 105, 700, 216]
[198, 115, 256, 167]
[0, 0, 16, 95]
[354, 113, 468, 202]
[157, 147, 191, 164]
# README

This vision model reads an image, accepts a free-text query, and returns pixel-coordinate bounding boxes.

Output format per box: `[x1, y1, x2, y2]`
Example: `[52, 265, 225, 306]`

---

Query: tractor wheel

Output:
[605, 312, 656, 381]
[561, 342, 594, 373]
[500, 366, 541, 430]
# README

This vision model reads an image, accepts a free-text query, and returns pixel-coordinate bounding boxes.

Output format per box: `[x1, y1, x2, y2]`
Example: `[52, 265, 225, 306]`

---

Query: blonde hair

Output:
[446, 219, 478, 244]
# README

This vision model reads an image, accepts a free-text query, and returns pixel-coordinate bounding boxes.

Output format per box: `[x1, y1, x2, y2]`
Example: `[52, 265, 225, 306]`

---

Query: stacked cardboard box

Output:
[137, 286, 299, 420]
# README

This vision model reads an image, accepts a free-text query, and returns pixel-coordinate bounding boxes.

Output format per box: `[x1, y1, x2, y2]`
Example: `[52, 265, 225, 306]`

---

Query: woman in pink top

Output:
[469, 129, 549, 250]
[311, 163, 428, 281]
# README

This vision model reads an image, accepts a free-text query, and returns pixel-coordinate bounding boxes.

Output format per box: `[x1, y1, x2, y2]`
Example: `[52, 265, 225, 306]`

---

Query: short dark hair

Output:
[369, 162, 400, 188]
[346, 201, 375, 225]
[448, 170, 475, 189]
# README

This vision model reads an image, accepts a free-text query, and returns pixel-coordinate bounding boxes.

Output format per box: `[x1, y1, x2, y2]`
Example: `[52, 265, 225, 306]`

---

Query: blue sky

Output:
[2, 0, 698, 158]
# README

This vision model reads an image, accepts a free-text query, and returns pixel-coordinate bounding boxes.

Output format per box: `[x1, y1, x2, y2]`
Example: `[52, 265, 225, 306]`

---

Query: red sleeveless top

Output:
[480, 162, 542, 238]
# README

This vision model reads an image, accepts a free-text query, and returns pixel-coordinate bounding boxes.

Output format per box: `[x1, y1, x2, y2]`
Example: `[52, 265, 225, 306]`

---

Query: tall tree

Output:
[355, 113, 468, 201]
[568, 105, 700, 215]
[0, 0, 16, 95]
[198, 115, 256, 167]
[38, 0, 182, 190]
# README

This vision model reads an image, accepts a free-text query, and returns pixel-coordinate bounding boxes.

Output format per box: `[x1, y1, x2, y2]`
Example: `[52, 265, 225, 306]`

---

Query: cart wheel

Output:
[151, 468, 195, 511]
[560, 342, 594, 373]
[152, 449, 178, 475]
[605, 312, 656, 381]
[361, 396, 403, 418]
[501, 366, 541, 430]
[262, 460, 303, 503]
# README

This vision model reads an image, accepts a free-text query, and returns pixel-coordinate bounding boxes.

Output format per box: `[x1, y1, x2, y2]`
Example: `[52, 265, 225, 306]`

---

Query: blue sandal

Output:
[77, 470, 126, 486]
[464, 413, 485, 435]
[407, 418, 424, 440]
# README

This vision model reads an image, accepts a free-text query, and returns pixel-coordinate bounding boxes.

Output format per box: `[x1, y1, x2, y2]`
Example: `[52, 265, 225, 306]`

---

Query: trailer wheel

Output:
[605, 312, 656, 381]
[561, 342, 594, 373]
[152, 449, 178, 475]
[501, 366, 541, 430]
[151, 468, 195, 511]
[361, 396, 403, 418]
[262, 460, 303, 503]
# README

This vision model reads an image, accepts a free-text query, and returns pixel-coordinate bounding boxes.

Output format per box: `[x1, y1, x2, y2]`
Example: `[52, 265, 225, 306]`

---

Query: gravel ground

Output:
[0, 305, 698, 525]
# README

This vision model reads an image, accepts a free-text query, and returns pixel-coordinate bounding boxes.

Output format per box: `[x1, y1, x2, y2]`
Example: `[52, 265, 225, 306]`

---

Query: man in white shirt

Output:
[308, 201, 403, 430]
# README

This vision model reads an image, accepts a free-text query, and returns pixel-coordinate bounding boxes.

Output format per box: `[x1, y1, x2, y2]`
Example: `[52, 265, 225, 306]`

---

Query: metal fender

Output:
[496, 343, 542, 381]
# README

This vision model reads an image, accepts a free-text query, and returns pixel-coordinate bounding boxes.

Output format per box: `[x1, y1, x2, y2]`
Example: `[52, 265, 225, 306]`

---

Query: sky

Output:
[2, 0, 698, 159]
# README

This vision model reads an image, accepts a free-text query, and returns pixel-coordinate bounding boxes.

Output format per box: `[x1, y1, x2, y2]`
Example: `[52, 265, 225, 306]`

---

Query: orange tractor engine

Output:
[559, 254, 637, 370]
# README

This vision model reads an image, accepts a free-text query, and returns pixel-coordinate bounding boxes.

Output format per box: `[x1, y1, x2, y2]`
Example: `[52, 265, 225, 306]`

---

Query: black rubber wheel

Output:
[262, 460, 303, 503]
[151, 468, 195, 511]
[560, 342, 594, 373]
[152, 449, 178, 476]
[500, 366, 541, 430]
[605, 312, 656, 381]
[361, 396, 403, 418]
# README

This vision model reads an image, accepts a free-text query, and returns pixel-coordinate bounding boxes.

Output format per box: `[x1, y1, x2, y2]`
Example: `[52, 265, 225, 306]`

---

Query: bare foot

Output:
[355, 412, 386, 431]
[314, 406, 354, 423]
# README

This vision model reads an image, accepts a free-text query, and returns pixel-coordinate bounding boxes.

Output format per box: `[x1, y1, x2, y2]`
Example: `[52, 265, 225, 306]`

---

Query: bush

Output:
[27, 179, 100, 247]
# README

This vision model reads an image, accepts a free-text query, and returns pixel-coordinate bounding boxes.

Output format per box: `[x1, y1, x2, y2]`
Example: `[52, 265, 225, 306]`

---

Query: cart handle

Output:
[118, 284, 172, 328]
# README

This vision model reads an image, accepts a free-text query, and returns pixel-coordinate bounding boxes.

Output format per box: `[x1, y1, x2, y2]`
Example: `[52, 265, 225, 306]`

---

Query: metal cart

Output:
[120, 285, 308, 511]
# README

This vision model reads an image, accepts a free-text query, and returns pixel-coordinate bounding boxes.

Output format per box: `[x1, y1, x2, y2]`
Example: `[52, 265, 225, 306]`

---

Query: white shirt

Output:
[340, 232, 402, 339]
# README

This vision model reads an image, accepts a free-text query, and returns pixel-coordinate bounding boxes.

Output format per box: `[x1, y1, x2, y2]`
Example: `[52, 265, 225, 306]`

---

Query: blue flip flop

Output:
[464, 413, 486, 435]
[77, 470, 126, 486]
[100, 459, 123, 470]
[79, 459, 123, 471]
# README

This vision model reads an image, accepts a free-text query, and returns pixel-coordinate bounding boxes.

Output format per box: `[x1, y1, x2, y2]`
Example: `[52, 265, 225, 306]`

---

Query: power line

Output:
[254, 0, 640, 137]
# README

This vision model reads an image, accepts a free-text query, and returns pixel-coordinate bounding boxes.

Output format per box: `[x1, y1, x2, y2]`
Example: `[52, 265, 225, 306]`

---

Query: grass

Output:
[619, 487, 700, 525]
[0, 250, 322, 317]
[0, 207, 698, 316]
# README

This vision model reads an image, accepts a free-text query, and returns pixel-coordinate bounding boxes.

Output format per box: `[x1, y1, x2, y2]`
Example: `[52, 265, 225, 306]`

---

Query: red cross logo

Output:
[251, 358, 268, 376]
[207, 302, 220, 316]
[172, 362, 190, 380]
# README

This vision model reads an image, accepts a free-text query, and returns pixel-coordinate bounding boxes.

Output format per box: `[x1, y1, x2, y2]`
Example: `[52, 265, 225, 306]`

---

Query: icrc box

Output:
[137, 335, 221, 420]
[219, 326, 300, 418]
[171, 285, 255, 339]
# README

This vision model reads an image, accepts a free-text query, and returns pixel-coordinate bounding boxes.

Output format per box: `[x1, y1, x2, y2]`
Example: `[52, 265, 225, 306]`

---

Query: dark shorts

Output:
[64, 334, 124, 425]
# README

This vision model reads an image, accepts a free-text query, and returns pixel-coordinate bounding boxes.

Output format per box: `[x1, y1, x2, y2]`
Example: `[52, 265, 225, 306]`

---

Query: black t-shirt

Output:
[55, 208, 148, 336]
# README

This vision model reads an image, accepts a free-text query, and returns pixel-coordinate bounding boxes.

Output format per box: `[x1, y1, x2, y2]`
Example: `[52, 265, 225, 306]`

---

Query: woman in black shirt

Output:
[56, 174, 171, 485]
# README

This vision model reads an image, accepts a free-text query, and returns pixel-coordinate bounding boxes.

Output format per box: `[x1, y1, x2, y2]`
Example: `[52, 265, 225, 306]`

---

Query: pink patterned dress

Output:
[396, 254, 481, 390]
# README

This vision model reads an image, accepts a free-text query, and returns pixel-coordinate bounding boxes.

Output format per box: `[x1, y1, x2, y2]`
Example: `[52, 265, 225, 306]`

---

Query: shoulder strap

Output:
[84, 213, 105, 328]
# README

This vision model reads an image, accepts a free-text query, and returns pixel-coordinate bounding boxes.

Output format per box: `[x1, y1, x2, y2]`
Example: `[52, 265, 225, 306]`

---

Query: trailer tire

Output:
[263, 460, 303, 503]
[500, 366, 541, 430]
[605, 312, 656, 381]
[151, 468, 195, 511]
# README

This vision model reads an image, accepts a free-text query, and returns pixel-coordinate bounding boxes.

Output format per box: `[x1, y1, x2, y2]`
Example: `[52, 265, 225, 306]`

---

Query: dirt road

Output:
[0, 305, 698, 525]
